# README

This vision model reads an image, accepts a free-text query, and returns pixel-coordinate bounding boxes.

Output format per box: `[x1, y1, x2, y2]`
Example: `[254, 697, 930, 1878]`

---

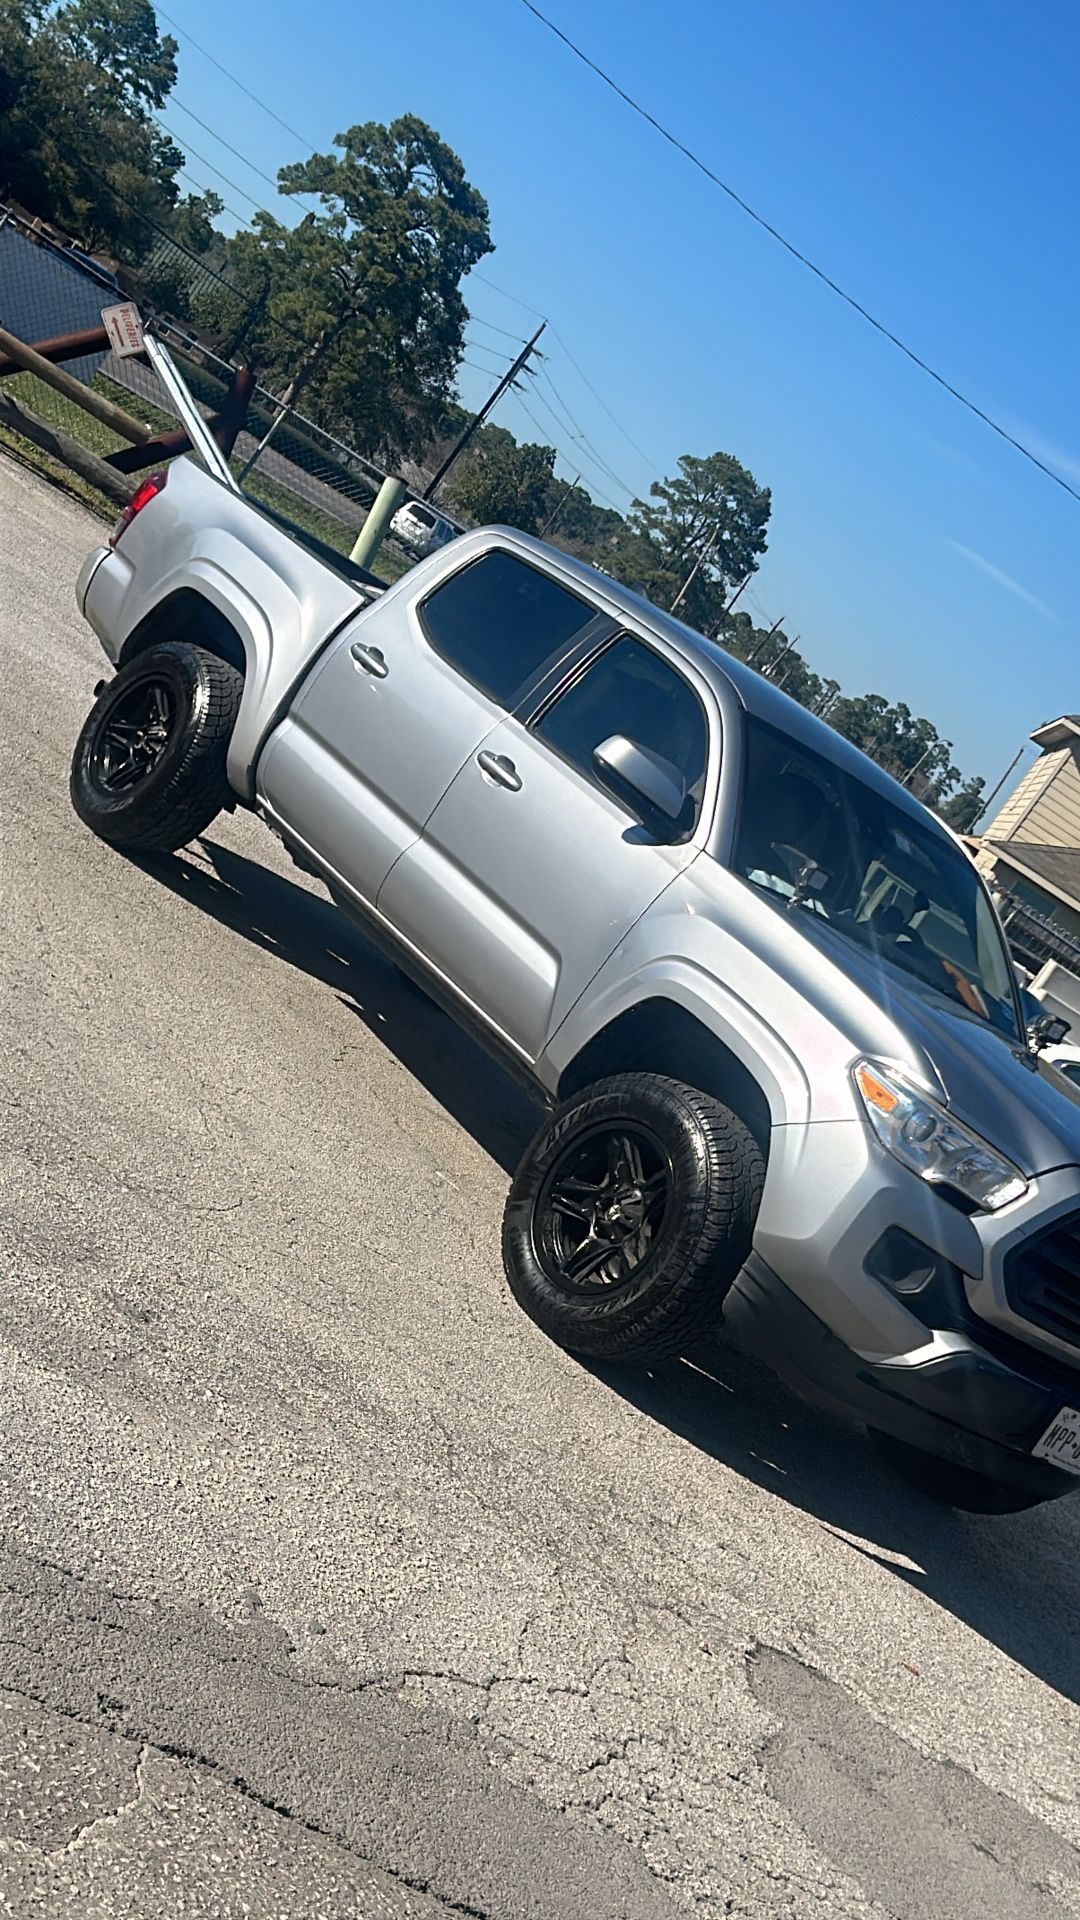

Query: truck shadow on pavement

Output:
[132, 836, 543, 1174]
[134, 838, 1079, 1707]
[592, 1336, 1080, 1706]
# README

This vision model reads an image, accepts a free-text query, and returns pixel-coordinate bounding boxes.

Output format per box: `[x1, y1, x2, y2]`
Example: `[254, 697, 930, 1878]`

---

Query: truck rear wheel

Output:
[502, 1074, 764, 1364]
[70, 640, 242, 855]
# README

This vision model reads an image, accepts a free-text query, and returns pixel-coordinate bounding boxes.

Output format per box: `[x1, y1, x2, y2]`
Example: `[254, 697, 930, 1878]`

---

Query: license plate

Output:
[1032, 1405, 1080, 1476]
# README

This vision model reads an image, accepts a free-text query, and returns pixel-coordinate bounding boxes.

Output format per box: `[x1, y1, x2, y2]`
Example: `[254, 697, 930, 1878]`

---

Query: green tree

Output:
[168, 187, 223, 257]
[939, 774, 986, 834]
[828, 694, 960, 801]
[0, 0, 183, 251]
[216, 115, 492, 458]
[608, 450, 771, 627]
[447, 436, 556, 535]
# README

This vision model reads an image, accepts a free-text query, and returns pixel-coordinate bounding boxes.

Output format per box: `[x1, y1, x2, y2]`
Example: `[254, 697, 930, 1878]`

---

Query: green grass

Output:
[1, 359, 416, 583]
[241, 467, 359, 554]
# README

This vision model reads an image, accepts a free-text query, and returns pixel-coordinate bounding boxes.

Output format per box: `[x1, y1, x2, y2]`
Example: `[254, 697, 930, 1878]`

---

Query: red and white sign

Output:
[101, 301, 145, 358]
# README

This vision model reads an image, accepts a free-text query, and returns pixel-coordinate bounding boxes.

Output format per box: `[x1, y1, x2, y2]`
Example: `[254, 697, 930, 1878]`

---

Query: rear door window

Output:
[419, 551, 602, 707]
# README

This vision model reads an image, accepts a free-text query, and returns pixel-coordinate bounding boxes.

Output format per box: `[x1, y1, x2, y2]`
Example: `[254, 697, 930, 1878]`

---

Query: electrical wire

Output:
[530, 361, 641, 495]
[140, 7, 663, 498]
[509, 389, 630, 514]
[150, 111, 264, 212]
[168, 96, 321, 215]
[154, 4, 320, 153]
[173, 167, 254, 232]
[467, 313, 529, 342]
[518, 0, 1080, 509]
[521, 373, 637, 500]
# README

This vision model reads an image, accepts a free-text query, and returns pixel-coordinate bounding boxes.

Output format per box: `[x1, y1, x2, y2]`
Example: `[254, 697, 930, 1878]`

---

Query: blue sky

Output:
[156, 0, 1080, 803]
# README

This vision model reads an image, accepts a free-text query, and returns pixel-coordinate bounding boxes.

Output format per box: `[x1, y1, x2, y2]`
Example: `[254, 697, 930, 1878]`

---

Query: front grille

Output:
[1005, 1213, 1080, 1351]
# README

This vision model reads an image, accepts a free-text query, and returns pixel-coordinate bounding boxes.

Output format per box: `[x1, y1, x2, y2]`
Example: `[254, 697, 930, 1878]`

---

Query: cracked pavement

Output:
[1, 454, 1080, 1918]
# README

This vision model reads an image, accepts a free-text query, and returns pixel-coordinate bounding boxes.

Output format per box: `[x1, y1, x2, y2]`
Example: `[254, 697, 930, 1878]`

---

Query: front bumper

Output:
[725, 1253, 1078, 1500]
[740, 1117, 1080, 1497]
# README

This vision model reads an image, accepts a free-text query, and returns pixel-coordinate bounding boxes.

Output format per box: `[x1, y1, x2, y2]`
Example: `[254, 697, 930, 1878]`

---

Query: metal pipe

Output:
[0, 321, 151, 443]
[0, 324, 110, 378]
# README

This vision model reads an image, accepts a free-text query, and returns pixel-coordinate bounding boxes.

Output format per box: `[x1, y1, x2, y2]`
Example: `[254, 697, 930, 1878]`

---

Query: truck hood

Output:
[798, 914, 1080, 1178]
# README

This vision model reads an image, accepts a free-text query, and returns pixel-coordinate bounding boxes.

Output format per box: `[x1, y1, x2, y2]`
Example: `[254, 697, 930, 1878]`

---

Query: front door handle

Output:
[350, 641, 388, 678]
[476, 750, 522, 792]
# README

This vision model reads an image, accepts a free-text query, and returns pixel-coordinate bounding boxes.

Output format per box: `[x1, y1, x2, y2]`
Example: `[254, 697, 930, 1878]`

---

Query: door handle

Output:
[476, 750, 522, 792]
[350, 641, 388, 678]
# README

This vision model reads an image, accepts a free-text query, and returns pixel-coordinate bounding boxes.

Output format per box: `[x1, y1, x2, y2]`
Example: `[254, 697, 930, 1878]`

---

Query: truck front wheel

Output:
[70, 640, 243, 855]
[502, 1074, 764, 1364]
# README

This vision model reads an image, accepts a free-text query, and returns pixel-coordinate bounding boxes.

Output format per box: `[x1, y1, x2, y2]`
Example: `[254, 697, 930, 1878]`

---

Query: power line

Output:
[472, 268, 659, 473]
[468, 313, 529, 343]
[523, 371, 636, 499]
[510, 389, 629, 513]
[531, 360, 641, 495]
[150, 112, 264, 213]
[154, 4, 319, 153]
[518, 0, 1080, 510]
[168, 96, 321, 215]
[464, 337, 516, 365]
[470, 269, 547, 319]
[173, 167, 254, 232]
[547, 327, 659, 470]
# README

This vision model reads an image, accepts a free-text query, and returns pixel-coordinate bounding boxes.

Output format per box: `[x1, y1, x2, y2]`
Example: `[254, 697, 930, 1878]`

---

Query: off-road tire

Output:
[503, 1073, 764, 1364]
[70, 640, 242, 854]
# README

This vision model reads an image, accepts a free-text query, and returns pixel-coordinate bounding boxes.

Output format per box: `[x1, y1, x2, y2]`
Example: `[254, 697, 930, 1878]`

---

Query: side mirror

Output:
[593, 734, 688, 831]
[1031, 1012, 1071, 1050]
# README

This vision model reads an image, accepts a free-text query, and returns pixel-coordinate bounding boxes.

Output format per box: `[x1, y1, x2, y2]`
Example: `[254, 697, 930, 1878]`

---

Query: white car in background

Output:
[390, 499, 457, 559]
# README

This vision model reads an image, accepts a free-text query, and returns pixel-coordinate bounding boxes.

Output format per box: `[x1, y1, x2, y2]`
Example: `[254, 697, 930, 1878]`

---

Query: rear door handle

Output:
[476, 750, 522, 792]
[350, 641, 388, 678]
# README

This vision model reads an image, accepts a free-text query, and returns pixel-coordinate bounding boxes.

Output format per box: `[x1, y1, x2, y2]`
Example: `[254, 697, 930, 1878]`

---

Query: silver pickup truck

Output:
[71, 417, 1080, 1514]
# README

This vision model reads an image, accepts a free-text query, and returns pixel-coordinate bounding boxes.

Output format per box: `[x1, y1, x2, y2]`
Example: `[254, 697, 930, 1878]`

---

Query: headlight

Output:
[852, 1060, 1028, 1212]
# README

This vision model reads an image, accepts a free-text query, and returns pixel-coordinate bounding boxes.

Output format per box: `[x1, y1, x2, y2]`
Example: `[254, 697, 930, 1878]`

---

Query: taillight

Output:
[109, 469, 168, 549]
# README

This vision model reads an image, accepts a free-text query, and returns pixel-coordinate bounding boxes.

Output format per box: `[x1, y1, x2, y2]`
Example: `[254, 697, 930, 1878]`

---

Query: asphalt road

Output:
[1, 452, 1079, 1920]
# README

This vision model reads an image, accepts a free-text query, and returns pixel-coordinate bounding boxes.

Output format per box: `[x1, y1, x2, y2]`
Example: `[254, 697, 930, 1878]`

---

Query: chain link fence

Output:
[0, 203, 461, 573]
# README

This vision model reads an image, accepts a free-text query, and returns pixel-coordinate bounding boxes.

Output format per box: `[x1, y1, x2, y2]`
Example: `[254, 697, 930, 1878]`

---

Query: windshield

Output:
[734, 717, 1021, 1040]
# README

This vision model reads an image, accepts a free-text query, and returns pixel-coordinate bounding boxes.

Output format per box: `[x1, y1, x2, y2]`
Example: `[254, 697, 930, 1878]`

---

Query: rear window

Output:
[419, 550, 600, 707]
[409, 504, 436, 528]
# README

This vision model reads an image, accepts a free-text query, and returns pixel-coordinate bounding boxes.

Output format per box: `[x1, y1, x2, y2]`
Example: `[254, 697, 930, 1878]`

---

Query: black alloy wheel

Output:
[536, 1122, 672, 1295]
[503, 1074, 765, 1363]
[70, 639, 243, 854]
[87, 675, 176, 795]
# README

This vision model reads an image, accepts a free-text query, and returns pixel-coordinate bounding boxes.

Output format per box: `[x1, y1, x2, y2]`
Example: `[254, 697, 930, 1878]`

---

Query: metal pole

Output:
[968, 746, 1025, 832]
[900, 740, 946, 789]
[424, 323, 546, 501]
[237, 399, 290, 482]
[746, 616, 784, 665]
[670, 523, 721, 614]
[763, 634, 798, 678]
[539, 470, 581, 539]
[350, 475, 406, 568]
[0, 321, 151, 442]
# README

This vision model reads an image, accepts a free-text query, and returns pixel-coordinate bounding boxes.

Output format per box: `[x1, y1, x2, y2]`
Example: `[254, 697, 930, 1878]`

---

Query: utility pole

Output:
[746, 616, 784, 665]
[722, 571, 752, 615]
[763, 634, 798, 679]
[539, 471, 581, 540]
[670, 523, 722, 615]
[901, 739, 949, 790]
[969, 747, 1025, 832]
[424, 323, 546, 501]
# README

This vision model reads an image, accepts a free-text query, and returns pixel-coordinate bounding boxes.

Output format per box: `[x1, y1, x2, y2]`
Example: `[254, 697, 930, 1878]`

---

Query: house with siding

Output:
[975, 716, 1080, 970]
